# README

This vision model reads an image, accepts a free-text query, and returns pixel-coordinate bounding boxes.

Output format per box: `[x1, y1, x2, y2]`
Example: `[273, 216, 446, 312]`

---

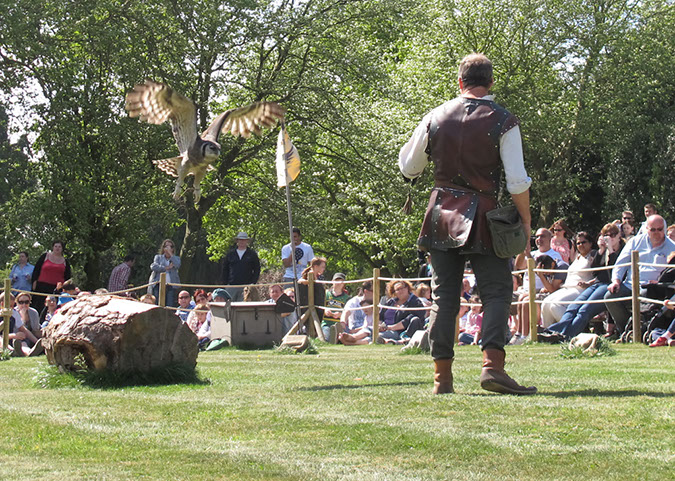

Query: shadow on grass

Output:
[466, 389, 674, 398]
[298, 381, 428, 391]
[541, 389, 674, 398]
[35, 362, 211, 390]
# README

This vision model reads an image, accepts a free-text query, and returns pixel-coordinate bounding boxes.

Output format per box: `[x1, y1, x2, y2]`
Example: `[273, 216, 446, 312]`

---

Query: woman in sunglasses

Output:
[544, 223, 625, 341]
[549, 219, 575, 264]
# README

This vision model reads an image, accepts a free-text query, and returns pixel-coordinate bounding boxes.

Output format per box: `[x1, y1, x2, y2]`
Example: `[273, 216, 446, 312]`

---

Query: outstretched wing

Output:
[152, 156, 215, 178]
[126, 80, 197, 154]
[202, 102, 285, 143]
[152, 156, 182, 178]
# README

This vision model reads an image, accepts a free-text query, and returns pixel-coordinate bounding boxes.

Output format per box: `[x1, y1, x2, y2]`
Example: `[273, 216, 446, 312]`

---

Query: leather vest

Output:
[418, 97, 519, 254]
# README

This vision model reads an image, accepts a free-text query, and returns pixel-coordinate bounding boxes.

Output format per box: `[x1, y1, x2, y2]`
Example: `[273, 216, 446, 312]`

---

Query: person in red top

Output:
[31, 240, 72, 311]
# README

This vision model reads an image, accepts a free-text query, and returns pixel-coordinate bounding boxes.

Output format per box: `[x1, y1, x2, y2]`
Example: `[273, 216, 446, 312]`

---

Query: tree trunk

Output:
[42, 295, 198, 372]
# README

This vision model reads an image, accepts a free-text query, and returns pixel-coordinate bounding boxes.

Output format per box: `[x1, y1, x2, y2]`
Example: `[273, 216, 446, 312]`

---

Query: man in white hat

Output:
[222, 232, 261, 301]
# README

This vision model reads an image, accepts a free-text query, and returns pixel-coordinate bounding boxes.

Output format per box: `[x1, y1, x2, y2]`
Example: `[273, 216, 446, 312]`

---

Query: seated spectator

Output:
[175, 290, 195, 322]
[0, 292, 42, 357]
[512, 254, 566, 343]
[339, 300, 374, 345]
[322, 272, 351, 341]
[668, 224, 675, 242]
[140, 293, 156, 304]
[415, 283, 432, 320]
[212, 288, 231, 302]
[14, 292, 42, 341]
[297, 257, 327, 320]
[267, 284, 297, 336]
[458, 296, 482, 345]
[544, 223, 624, 341]
[339, 281, 374, 338]
[461, 278, 472, 301]
[40, 295, 58, 328]
[604, 215, 675, 339]
[378, 279, 425, 344]
[10, 251, 33, 295]
[56, 280, 78, 307]
[457, 298, 470, 333]
[187, 303, 211, 349]
[549, 219, 575, 264]
[541, 232, 595, 328]
[649, 296, 675, 347]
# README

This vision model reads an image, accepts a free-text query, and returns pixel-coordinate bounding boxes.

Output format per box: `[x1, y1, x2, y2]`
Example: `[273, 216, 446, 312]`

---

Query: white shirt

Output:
[281, 241, 314, 279]
[398, 95, 532, 195]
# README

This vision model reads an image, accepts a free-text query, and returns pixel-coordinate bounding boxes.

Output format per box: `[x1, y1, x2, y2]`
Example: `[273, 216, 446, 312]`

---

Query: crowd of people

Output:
[4, 204, 675, 357]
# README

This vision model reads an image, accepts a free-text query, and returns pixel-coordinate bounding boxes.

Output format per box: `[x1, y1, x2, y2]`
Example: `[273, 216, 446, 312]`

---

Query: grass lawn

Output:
[0, 343, 673, 480]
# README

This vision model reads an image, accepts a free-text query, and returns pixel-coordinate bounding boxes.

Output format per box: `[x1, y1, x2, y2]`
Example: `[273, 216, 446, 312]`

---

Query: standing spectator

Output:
[281, 227, 314, 283]
[10, 251, 33, 295]
[149, 239, 181, 307]
[31, 240, 72, 311]
[399, 53, 536, 394]
[637, 203, 658, 236]
[604, 215, 675, 338]
[222, 232, 261, 301]
[175, 290, 195, 322]
[322, 272, 351, 341]
[108, 255, 135, 294]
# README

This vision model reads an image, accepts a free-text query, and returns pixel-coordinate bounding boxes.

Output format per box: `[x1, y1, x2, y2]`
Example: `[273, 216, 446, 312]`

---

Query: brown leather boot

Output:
[480, 349, 537, 395]
[432, 358, 454, 394]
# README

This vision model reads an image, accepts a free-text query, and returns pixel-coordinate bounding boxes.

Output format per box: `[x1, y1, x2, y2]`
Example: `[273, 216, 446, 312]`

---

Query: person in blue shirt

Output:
[10, 251, 34, 295]
[604, 215, 675, 338]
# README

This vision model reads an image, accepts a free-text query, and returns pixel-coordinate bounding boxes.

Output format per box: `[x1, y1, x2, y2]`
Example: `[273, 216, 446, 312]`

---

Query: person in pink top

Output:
[549, 219, 574, 264]
[31, 240, 72, 311]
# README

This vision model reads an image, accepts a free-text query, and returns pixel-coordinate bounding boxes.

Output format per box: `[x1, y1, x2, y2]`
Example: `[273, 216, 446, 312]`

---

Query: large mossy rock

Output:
[42, 296, 198, 372]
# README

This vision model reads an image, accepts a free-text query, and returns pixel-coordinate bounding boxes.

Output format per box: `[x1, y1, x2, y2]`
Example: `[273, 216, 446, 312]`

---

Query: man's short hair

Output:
[124, 254, 135, 262]
[458, 53, 493, 89]
[644, 203, 657, 212]
[361, 280, 373, 292]
[292, 227, 301, 236]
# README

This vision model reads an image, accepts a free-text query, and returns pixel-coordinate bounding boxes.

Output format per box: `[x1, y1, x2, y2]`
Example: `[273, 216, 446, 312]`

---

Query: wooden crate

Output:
[209, 302, 283, 347]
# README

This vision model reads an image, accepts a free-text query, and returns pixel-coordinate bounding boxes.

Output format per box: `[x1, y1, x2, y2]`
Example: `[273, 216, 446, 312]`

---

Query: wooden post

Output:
[527, 257, 538, 342]
[2, 279, 10, 350]
[372, 268, 380, 344]
[631, 250, 641, 343]
[158, 273, 167, 308]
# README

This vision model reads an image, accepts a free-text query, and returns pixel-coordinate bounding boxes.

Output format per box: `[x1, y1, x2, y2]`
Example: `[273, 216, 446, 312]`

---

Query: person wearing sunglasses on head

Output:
[543, 223, 625, 342]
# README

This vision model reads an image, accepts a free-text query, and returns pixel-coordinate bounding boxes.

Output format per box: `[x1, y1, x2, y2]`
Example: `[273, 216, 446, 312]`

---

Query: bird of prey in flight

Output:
[126, 80, 285, 202]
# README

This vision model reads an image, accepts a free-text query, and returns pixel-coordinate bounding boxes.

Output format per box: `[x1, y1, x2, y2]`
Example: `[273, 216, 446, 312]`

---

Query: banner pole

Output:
[281, 121, 300, 320]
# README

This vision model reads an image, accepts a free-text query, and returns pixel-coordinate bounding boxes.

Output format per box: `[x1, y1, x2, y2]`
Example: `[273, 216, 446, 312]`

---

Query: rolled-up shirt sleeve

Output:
[398, 113, 432, 179]
[500, 125, 531, 194]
